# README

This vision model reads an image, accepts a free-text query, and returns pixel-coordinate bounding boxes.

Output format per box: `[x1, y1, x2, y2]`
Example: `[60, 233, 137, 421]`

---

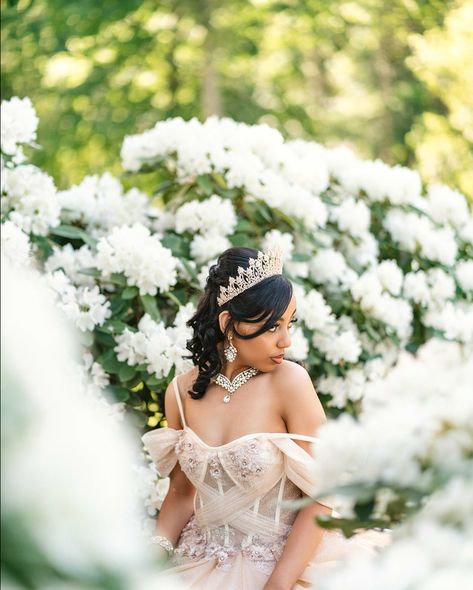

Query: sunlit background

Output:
[2, 0, 472, 195]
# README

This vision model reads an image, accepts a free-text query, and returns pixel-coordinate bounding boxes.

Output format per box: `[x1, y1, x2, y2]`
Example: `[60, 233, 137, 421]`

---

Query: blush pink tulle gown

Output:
[142, 376, 391, 589]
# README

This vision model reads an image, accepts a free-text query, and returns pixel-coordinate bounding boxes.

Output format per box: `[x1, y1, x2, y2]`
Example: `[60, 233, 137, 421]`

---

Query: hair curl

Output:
[186, 246, 293, 399]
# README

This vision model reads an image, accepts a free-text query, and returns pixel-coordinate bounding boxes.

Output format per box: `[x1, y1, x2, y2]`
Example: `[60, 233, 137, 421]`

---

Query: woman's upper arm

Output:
[163, 380, 195, 495]
[279, 362, 327, 456]
[163, 380, 183, 430]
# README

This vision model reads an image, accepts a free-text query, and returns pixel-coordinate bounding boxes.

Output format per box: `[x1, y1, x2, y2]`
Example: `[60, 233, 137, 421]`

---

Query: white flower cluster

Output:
[45, 270, 112, 332]
[310, 249, 358, 290]
[424, 302, 473, 346]
[351, 261, 412, 342]
[1, 96, 38, 160]
[95, 223, 179, 296]
[285, 326, 310, 361]
[1, 220, 33, 268]
[425, 184, 470, 229]
[121, 116, 329, 230]
[403, 268, 455, 308]
[114, 303, 195, 379]
[58, 172, 155, 239]
[45, 243, 96, 287]
[330, 196, 371, 238]
[2, 259, 160, 584]
[295, 284, 335, 332]
[311, 340, 473, 515]
[1, 164, 60, 235]
[331, 156, 423, 207]
[175, 194, 237, 263]
[317, 368, 367, 408]
[456, 260, 473, 294]
[383, 209, 458, 266]
[403, 268, 473, 345]
[262, 229, 315, 280]
[319, 489, 473, 590]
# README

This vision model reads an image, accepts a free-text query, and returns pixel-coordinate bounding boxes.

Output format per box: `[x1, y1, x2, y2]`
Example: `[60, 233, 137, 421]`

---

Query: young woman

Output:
[142, 246, 390, 590]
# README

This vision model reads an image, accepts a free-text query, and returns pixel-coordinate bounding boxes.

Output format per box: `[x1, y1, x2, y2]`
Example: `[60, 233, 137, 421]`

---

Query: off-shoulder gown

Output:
[142, 376, 391, 589]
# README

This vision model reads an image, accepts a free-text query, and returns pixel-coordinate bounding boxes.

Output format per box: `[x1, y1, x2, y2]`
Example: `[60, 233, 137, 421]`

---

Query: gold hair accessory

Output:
[217, 248, 283, 307]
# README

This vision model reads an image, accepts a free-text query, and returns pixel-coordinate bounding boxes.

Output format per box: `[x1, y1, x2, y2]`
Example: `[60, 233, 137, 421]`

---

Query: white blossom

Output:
[426, 184, 469, 229]
[296, 286, 335, 331]
[95, 223, 178, 296]
[1, 220, 32, 267]
[384, 210, 458, 266]
[58, 172, 154, 238]
[2, 164, 60, 235]
[310, 249, 357, 289]
[175, 194, 237, 236]
[456, 260, 473, 293]
[261, 229, 294, 262]
[45, 243, 96, 286]
[1, 96, 38, 156]
[374, 260, 403, 296]
[313, 330, 362, 364]
[330, 197, 371, 237]
[286, 326, 309, 361]
[190, 233, 231, 264]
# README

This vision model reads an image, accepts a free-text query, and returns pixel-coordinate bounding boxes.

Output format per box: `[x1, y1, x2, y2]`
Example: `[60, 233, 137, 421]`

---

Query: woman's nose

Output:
[279, 330, 291, 348]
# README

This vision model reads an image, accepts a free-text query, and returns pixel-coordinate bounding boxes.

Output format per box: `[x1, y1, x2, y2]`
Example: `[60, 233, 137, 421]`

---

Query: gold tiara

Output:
[217, 248, 284, 306]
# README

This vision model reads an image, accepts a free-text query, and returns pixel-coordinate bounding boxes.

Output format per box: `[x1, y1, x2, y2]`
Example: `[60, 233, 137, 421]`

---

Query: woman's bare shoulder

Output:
[176, 365, 199, 394]
[271, 359, 311, 386]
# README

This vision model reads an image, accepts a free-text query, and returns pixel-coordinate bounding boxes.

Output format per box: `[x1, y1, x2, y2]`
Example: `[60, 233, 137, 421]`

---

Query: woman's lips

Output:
[271, 355, 284, 364]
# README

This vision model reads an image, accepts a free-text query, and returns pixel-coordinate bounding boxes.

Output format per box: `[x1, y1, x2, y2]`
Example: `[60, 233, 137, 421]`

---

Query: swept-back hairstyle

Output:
[186, 246, 293, 399]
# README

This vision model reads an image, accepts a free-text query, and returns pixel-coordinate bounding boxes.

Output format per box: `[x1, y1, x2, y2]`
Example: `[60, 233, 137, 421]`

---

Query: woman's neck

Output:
[220, 361, 253, 381]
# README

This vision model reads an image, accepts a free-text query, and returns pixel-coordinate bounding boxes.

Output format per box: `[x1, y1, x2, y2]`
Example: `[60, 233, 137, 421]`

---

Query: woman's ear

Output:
[218, 310, 231, 334]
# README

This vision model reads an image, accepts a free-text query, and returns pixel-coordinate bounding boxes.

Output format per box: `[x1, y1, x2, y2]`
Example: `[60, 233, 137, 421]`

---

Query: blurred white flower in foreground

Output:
[1, 256, 184, 589]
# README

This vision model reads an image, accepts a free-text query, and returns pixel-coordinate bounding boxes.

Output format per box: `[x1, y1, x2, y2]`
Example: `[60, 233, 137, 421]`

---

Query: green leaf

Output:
[354, 498, 375, 521]
[50, 224, 97, 247]
[161, 233, 190, 258]
[97, 349, 122, 374]
[78, 267, 102, 278]
[140, 294, 161, 321]
[196, 174, 214, 196]
[235, 218, 253, 233]
[122, 286, 139, 300]
[165, 290, 183, 307]
[108, 384, 130, 402]
[109, 272, 127, 287]
[291, 252, 312, 262]
[154, 179, 174, 195]
[97, 320, 129, 335]
[146, 375, 160, 388]
[118, 364, 137, 382]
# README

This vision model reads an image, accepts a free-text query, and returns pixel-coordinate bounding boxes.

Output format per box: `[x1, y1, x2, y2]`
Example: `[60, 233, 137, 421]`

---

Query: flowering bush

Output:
[1, 258, 183, 590]
[2, 97, 472, 430]
[2, 97, 472, 581]
[312, 340, 473, 588]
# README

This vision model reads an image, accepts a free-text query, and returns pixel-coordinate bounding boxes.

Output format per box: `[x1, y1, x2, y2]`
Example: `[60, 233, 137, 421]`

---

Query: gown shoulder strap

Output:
[172, 376, 187, 428]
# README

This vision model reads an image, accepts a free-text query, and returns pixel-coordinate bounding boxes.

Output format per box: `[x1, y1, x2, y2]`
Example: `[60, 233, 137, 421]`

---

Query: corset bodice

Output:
[141, 376, 335, 573]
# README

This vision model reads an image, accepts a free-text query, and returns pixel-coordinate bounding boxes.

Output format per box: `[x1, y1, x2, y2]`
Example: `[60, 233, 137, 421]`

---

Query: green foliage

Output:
[2, 0, 469, 197]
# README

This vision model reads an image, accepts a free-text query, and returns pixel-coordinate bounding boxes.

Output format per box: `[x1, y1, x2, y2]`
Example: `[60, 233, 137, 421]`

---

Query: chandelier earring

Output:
[223, 333, 238, 362]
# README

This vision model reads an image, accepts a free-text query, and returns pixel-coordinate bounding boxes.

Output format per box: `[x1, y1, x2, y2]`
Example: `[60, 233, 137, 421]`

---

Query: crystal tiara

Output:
[217, 248, 284, 306]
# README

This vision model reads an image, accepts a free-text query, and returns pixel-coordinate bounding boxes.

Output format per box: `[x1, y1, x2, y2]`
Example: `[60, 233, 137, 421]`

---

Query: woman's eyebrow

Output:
[278, 309, 297, 321]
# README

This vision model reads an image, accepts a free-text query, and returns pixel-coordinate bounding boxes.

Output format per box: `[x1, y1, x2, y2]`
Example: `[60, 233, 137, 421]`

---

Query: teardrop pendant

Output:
[215, 367, 259, 403]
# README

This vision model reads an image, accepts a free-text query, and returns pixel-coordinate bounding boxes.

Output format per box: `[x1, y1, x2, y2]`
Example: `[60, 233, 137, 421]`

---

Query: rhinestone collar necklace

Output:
[215, 367, 259, 403]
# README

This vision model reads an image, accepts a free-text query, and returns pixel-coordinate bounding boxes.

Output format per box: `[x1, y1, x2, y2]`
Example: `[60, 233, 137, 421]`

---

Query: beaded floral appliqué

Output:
[174, 432, 205, 480]
[172, 515, 289, 574]
[223, 439, 278, 483]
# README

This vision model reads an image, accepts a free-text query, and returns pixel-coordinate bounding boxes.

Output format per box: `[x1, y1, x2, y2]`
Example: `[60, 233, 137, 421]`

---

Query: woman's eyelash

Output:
[268, 318, 298, 332]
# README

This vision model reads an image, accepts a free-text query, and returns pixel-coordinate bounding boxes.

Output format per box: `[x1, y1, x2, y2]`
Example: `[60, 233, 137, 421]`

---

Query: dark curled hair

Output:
[186, 246, 293, 399]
